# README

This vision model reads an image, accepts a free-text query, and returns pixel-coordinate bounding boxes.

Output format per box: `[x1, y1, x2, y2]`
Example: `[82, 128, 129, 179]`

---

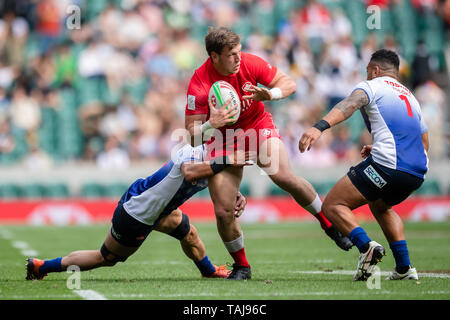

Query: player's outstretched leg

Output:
[259, 137, 353, 251]
[26, 232, 138, 280]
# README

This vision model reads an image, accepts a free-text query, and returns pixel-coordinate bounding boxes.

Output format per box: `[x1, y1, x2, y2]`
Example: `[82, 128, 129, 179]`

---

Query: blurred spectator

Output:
[0, 0, 446, 169]
[0, 11, 29, 68]
[96, 135, 130, 170]
[77, 37, 112, 79]
[23, 144, 53, 170]
[330, 126, 360, 163]
[35, 0, 61, 54]
[9, 86, 41, 133]
[415, 79, 446, 158]
[295, 0, 333, 56]
[411, 41, 433, 89]
[295, 128, 337, 168]
[0, 118, 15, 154]
[53, 42, 77, 88]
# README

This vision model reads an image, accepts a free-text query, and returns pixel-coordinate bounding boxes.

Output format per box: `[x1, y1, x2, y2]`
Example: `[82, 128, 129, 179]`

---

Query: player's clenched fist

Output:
[298, 127, 322, 153]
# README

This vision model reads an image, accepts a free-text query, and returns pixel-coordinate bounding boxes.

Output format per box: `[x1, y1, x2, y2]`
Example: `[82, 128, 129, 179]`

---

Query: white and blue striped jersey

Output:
[121, 144, 207, 226]
[354, 76, 428, 178]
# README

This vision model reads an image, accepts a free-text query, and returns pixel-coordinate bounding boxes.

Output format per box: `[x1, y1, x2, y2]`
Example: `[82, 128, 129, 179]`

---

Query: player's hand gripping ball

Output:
[208, 80, 241, 125]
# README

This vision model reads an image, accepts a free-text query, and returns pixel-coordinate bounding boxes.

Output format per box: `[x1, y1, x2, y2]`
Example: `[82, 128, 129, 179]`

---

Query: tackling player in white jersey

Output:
[299, 49, 429, 281]
[26, 144, 249, 280]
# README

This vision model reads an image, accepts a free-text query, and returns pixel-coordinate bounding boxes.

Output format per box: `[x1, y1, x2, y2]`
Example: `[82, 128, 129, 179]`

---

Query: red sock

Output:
[314, 211, 332, 230]
[230, 248, 250, 267]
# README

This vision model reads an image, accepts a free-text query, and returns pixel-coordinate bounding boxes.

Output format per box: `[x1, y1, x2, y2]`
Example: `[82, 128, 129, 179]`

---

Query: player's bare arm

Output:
[242, 69, 296, 101]
[421, 131, 429, 152]
[185, 98, 238, 146]
[181, 151, 255, 182]
[298, 89, 369, 153]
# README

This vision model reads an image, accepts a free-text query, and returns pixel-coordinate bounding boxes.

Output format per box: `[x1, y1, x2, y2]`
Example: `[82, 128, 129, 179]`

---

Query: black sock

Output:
[360, 241, 370, 253]
[396, 265, 410, 274]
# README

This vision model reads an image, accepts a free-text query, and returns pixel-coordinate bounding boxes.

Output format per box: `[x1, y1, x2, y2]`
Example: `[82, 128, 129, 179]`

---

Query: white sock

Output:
[303, 194, 322, 215]
[223, 234, 244, 253]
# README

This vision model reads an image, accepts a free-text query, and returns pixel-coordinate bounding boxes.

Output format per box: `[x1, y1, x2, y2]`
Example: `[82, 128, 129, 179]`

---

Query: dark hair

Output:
[205, 27, 241, 57]
[370, 49, 400, 70]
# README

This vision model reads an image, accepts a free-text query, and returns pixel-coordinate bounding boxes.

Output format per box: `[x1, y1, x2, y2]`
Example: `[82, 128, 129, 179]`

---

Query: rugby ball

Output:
[208, 80, 241, 125]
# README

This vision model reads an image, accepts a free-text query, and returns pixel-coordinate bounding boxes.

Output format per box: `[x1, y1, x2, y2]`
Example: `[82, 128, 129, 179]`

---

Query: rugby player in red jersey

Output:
[185, 27, 353, 280]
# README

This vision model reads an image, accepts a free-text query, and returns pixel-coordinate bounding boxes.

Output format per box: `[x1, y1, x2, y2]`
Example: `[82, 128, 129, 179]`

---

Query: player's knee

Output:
[214, 207, 235, 221]
[322, 198, 339, 217]
[169, 213, 191, 241]
[100, 243, 128, 266]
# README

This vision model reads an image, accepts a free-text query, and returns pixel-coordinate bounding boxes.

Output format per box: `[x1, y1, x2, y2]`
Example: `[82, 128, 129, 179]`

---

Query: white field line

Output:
[0, 228, 13, 240]
[73, 290, 107, 300]
[0, 228, 107, 301]
[292, 270, 450, 278]
[10, 240, 38, 257]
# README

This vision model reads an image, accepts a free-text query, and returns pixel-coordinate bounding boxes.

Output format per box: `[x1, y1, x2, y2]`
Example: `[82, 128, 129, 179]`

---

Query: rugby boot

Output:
[386, 266, 419, 280]
[26, 258, 47, 280]
[353, 241, 386, 281]
[202, 265, 231, 278]
[227, 264, 251, 280]
[325, 226, 354, 251]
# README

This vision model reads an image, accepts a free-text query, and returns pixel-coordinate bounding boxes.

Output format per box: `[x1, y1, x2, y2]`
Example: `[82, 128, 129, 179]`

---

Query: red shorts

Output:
[206, 112, 282, 160]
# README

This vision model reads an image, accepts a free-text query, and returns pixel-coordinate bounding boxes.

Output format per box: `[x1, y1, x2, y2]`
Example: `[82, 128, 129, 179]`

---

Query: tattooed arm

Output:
[322, 89, 369, 126]
[298, 89, 369, 152]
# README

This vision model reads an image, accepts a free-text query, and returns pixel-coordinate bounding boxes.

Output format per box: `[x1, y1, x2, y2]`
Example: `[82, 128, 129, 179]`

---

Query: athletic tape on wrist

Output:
[200, 120, 213, 133]
[313, 119, 331, 132]
[269, 87, 282, 100]
[210, 155, 230, 174]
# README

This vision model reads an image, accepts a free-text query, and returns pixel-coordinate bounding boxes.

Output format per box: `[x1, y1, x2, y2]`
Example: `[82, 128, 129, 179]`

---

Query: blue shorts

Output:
[347, 156, 423, 206]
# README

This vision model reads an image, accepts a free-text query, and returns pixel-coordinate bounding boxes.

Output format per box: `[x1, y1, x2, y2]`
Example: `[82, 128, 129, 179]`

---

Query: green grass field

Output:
[0, 221, 449, 300]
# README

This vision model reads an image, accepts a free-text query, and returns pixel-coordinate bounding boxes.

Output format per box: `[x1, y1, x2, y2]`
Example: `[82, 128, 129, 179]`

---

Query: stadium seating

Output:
[79, 182, 106, 198]
[414, 179, 443, 196]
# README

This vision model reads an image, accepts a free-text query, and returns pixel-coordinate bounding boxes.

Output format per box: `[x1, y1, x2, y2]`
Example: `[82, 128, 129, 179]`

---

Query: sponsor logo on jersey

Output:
[242, 82, 252, 92]
[187, 95, 196, 110]
[363, 165, 387, 189]
[262, 129, 271, 137]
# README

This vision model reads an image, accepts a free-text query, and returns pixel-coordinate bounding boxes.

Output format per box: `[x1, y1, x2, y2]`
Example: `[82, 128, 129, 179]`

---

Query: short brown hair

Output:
[205, 27, 241, 57]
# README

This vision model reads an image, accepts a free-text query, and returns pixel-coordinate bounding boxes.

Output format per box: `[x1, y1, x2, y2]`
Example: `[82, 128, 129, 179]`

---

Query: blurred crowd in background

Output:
[0, 0, 448, 172]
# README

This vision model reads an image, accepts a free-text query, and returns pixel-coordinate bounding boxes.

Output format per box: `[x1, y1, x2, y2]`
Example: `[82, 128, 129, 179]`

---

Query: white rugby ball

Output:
[208, 80, 241, 125]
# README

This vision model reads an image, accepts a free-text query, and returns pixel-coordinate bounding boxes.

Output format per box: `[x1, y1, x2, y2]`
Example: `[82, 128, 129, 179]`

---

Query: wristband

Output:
[210, 155, 230, 174]
[313, 119, 331, 132]
[200, 120, 213, 133]
[269, 87, 282, 100]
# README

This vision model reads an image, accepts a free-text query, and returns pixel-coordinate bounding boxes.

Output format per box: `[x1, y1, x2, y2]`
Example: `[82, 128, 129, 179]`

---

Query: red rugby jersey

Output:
[185, 52, 277, 131]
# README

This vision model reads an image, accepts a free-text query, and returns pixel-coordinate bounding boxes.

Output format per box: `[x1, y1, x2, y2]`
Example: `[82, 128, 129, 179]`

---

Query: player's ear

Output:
[211, 52, 218, 63]
[374, 65, 381, 77]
